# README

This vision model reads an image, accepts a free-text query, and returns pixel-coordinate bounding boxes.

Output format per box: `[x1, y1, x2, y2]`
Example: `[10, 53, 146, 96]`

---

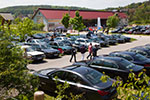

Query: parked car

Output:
[90, 38, 109, 47]
[26, 43, 60, 58]
[111, 35, 125, 43]
[75, 38, 100, 48]
[34, 66, 117, 100]
[73, 57, 144, 82]
[105, 35, 117, 45]
[21, 45, 45, 61]
[32, 33, 46, 39]
[143, 30, 150, 35]
[49, 41, 73, 54]
[25, 39, 46, 45]
[109, 51, 150, 75]
[127, 47, 150, 58]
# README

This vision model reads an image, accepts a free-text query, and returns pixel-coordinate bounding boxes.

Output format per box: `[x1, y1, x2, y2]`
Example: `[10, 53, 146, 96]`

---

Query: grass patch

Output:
[32, 30, 47, 34]
[130, 38, 137, 42]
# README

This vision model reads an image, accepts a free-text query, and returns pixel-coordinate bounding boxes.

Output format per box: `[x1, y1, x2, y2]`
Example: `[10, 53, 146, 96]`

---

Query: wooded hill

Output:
[105, 1, 150, 24]
[0, 1, 149, 24]
[0, 5, 91, 17]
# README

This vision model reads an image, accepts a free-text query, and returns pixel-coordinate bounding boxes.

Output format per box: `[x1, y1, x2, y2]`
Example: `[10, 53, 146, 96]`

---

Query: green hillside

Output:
[0, 1, 149, 24]
[105, 1, 150, 24]
[0, 5, 92, 17]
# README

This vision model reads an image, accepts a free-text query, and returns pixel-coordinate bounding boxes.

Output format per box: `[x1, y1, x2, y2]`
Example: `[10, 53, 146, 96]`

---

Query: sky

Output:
[0, 0, 147, 9]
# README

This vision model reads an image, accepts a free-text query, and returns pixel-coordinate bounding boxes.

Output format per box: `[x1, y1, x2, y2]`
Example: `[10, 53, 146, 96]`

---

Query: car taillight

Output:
[144, 64, 150, 67]
[97, 90, 109, 96]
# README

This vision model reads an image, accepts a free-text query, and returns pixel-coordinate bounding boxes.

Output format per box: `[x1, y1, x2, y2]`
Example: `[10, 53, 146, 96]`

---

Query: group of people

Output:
[69, 43, 99, 62]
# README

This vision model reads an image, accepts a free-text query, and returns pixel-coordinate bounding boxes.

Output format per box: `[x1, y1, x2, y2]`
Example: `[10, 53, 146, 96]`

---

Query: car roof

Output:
[96, 56, 123, 62]
[21, 45, 31, 48]
[112, 51, 136, 56]
[63, 65, 95, 76]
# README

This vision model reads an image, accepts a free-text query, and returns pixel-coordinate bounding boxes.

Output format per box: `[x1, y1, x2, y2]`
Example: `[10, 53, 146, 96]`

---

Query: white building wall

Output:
[33, 11, 49, 31]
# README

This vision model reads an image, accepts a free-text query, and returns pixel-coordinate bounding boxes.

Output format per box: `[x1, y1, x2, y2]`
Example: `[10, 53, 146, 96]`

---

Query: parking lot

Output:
[27, 35, 150, 71]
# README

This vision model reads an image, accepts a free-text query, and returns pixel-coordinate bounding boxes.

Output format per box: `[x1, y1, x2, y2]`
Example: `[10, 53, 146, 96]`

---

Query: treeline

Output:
[105, 1, 150, 24]
[0, 5, 91, 17]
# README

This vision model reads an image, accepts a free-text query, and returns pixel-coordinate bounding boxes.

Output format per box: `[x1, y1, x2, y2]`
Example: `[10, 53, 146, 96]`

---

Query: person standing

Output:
[92, 45, 99, 58]
[80, 45, 86, 60]
[70, 46, 77, 62]
[87, 43, 93, 60]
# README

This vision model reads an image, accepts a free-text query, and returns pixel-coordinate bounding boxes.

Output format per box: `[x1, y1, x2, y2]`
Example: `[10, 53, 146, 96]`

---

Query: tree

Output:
[14, 18, 34, 41]
[69, 11, 86, 34]
[106, 13, 120, 28]
[0, 32, 38, 100]
[61, 13, 70, 29]
[113, 72, 150, 100]
[106, 14, 119, 34]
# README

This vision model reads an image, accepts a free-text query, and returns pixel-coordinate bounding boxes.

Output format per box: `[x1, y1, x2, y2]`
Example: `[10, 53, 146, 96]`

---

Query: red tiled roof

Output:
[34, 8, 127, 19]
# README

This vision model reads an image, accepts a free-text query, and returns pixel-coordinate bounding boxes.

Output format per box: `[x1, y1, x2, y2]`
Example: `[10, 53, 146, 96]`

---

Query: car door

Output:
[90, 60, 120, 78]
[43, 71, 66, 93]
[63, 72, 91, 97]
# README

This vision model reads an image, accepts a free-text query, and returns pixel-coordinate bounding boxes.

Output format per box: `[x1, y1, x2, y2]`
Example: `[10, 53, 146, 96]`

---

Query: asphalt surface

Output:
[27, 35, 150, 71]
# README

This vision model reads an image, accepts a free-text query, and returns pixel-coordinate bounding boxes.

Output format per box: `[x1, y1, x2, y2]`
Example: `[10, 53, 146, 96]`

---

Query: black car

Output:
[27, 43, 60, 58]
[34, 66, 117, 100]
[109, 51, 150, 74]
[49, 41, 73, 54]
[73, 57, 144, 81]
[127, 47, 150, 58]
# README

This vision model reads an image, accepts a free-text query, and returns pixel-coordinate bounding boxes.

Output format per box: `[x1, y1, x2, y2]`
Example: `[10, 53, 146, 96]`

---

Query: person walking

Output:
[70, 46, 77, 62]
[87, 43, 93, 60]
[80, 45, 86, 60]
[92, 45, 99, 58]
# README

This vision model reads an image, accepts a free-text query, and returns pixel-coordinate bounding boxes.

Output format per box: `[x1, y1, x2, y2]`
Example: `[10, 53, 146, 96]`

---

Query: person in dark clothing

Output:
[92, 45, 99, 58]
[80, 45, 87, 60]
[70, 46, 77, 62]
[50, 35, 54, 41]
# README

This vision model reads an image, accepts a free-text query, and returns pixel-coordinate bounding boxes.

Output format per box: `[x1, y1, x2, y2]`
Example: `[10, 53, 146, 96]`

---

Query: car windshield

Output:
[58, 42, 64, 46]
[135, 54, 147, 61]
[41, 45, 47, 49]
[86, 39, 92, 42]
[26, 47, 34, 52]
[84, 70, 103, 85]
[78, 40, 85, 42]
[118, 59, 134, 69]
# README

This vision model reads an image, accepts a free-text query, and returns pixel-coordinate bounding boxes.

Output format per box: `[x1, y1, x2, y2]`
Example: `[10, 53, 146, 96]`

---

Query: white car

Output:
[21, 45, 45, 61]
[75, 38, 101, 47]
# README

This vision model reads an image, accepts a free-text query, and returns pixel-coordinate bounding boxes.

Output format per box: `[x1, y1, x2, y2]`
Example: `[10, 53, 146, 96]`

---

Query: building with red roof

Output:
[32, 8, 128, 31]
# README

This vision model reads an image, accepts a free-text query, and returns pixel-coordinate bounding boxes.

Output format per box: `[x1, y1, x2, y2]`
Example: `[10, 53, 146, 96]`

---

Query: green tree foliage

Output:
[0, 32, 38, 99]
[32, 23, 45, 31]
[112, 72, 150, 99]
[69, 11, 86, 33]
[14, 18, 34, 41]
[106, 13, 119, 28]
[48, 77, 83, 100]
[61, 13, 70, 29]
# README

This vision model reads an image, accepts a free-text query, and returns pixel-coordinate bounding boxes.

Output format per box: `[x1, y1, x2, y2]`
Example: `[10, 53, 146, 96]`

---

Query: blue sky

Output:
[0, 0, 147, 9]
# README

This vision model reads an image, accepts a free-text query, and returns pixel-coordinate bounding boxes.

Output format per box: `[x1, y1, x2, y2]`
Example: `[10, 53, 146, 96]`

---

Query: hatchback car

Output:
[34, 66, 117, 100]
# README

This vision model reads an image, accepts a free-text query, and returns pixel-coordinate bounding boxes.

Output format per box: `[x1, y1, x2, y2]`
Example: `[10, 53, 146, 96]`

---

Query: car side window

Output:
[31, 40, 35, 43]
[51, 71, 66, 80]
[103, 60, 118, 68]
[92, 60, 103, 66]
[65, 72, 87, 85]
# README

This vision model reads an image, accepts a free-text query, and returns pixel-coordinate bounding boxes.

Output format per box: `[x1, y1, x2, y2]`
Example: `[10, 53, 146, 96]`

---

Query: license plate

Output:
[54, 54, 58, 56]
[37, 57, 42, 60]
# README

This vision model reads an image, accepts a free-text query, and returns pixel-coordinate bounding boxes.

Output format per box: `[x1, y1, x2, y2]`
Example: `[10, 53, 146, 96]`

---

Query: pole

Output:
[34, 91, 44, 100]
